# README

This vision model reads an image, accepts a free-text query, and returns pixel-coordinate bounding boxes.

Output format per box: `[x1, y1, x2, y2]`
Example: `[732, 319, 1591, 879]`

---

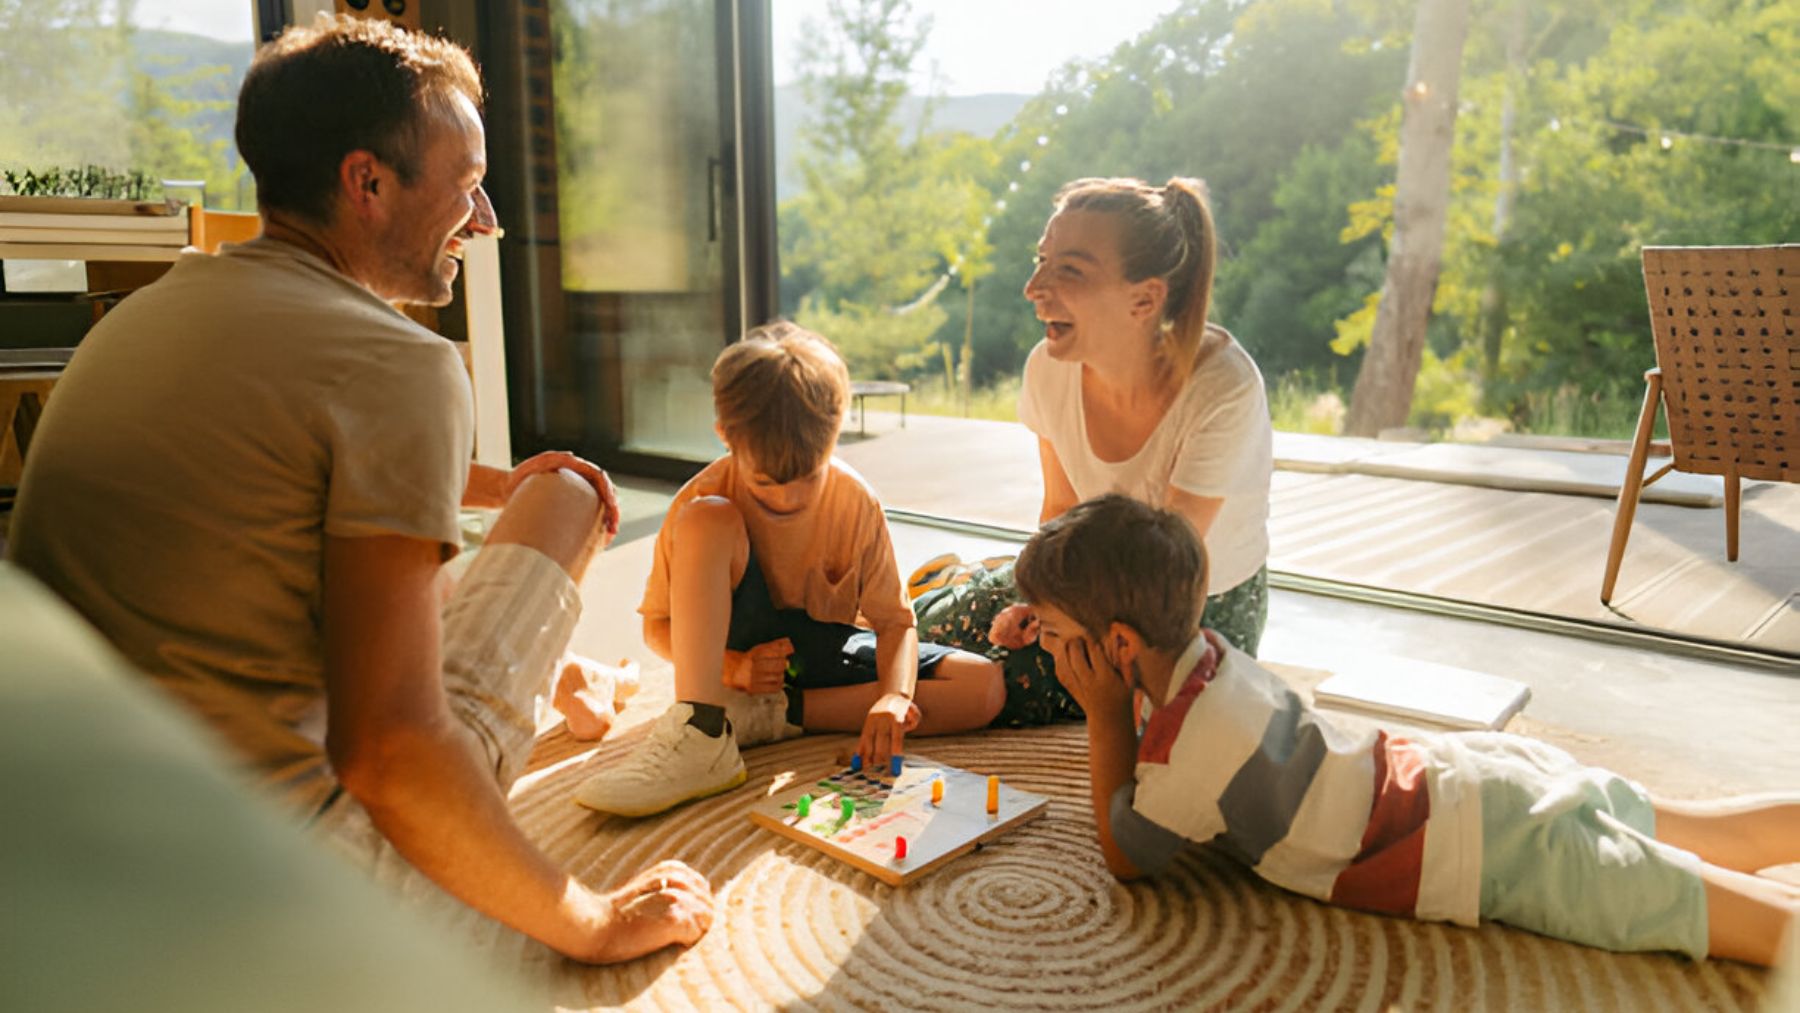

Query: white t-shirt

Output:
[1016, 328, 1272, 593]
[10, 237, 472, 814]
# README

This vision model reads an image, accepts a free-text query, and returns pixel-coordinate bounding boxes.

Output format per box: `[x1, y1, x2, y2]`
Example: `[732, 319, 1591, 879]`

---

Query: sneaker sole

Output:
[576, 764, 749, 819]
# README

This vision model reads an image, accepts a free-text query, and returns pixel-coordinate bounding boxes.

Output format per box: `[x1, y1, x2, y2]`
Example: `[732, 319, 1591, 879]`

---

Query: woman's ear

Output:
[1129, 276, 1167, 325]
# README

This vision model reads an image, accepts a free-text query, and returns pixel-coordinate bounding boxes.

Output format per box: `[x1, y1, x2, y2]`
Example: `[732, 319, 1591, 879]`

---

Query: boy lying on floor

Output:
[1014, 493, 1798, 966]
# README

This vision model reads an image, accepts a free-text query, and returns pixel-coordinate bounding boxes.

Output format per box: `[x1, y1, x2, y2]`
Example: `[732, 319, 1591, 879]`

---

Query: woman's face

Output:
[1022, 209, 1159, 363]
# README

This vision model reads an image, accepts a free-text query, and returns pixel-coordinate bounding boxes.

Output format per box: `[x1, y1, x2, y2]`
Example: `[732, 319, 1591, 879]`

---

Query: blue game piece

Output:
[850, 754, 863, 773]
[890, 754, 903, 777]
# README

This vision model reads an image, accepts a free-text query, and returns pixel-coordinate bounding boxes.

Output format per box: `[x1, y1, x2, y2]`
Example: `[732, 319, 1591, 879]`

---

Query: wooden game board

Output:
[747, 755, 1050, 886]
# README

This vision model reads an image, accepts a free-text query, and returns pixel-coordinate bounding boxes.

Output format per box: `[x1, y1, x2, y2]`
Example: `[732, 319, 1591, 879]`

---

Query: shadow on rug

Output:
[491, 724, 1769, 1011]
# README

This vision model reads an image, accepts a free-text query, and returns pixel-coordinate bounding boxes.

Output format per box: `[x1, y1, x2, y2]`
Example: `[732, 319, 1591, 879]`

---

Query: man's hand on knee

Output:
[505, 451, 620, 538]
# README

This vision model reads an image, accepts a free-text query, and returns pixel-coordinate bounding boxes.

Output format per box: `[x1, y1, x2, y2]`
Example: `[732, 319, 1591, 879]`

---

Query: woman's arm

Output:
[1163, 486, 1225, 542]
[1037, 438, 1080, 524]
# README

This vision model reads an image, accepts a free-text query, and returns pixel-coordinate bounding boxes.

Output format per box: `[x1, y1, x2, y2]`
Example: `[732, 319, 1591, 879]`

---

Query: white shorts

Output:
[315, 542, 580, 872]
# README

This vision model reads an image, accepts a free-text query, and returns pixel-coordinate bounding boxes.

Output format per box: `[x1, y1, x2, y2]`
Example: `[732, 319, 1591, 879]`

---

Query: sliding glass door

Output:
[483, 0, 776, 477]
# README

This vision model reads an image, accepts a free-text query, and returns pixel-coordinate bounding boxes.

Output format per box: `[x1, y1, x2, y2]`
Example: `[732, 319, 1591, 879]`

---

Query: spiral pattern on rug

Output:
[495, 725, 1769, 1012]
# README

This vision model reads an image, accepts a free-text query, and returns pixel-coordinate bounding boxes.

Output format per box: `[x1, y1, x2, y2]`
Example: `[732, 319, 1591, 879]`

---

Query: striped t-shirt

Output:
[1111, 630, 1483, 927]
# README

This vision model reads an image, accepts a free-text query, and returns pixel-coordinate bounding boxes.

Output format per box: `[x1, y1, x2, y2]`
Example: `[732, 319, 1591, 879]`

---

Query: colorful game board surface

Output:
[747, 755, 1049, 886]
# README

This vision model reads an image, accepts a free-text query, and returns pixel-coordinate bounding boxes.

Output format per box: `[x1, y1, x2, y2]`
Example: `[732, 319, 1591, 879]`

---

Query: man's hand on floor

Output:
[570, 860, 715, 964]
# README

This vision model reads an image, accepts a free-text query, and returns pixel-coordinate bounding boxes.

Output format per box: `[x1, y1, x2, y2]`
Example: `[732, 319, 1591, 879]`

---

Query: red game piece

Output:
[895, 836, 908, 860]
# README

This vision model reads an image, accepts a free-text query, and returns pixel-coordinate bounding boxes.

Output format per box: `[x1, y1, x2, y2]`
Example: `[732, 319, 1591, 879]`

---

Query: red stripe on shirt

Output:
[1328, 733, 1431, 916]
[1138, 629, 1226, 765]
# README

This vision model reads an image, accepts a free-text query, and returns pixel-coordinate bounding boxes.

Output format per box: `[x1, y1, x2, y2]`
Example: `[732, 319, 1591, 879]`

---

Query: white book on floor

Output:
[1314, 659, 1530, 731]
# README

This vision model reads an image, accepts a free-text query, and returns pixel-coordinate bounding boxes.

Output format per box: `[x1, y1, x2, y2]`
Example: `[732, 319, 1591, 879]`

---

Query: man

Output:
[8, 16, 711, 964]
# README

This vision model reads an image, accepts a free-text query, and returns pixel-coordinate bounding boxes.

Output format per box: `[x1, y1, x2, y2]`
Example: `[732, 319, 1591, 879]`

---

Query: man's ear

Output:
[1105, 621, 1147, 671]
[337, 150, 386, 220]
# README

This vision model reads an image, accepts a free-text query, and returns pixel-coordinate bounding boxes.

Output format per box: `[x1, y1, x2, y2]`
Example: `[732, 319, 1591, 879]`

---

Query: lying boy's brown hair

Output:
[712, 321, 850, 484]
[1014, 494, 1208, 650]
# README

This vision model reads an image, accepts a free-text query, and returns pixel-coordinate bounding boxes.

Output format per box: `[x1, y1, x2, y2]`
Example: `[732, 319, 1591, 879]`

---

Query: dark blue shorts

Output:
[727, 551, 955, 725]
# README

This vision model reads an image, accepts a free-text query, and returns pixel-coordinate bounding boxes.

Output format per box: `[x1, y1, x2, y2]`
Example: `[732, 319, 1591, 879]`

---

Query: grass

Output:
[904, 369, 1651, 443]
[904, 376, 1022, 423]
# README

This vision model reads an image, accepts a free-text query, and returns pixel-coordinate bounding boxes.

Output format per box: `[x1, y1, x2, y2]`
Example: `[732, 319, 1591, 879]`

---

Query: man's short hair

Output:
[712, 321, 849, 484]
[1014, 494, 1208, 651]
[236, 15, 483, 224]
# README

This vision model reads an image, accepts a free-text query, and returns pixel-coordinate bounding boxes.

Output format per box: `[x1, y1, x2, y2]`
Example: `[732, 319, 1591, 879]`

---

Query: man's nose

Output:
[468, 185, 500, 235]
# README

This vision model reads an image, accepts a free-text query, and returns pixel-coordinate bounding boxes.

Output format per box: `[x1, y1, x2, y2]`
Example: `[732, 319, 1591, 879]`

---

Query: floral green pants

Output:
[913, 560, 1268, 727]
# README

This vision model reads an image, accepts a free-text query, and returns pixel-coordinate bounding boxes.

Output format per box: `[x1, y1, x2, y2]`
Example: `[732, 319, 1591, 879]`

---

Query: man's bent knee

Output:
[487, 468, 601, 573]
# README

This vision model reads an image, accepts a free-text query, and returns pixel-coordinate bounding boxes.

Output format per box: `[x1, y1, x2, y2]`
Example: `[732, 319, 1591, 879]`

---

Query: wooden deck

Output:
[833, 412, 1800, 658]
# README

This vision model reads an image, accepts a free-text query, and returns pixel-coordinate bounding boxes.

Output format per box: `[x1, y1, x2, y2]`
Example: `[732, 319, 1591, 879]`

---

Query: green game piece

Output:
[841, 797, 855, 821]
[797, 794, 812, 817]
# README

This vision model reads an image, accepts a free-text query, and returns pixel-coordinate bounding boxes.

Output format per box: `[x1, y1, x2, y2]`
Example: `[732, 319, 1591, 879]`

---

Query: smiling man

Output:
[8, 16, 712, 966]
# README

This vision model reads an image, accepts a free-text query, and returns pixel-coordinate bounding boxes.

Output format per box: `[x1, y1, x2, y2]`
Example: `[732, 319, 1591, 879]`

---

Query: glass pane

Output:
[0, 2, 257, 209]
[548, 0, 734, 464]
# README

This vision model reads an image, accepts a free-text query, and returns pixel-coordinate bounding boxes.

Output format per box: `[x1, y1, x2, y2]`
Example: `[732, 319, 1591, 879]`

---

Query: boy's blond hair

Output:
[712, 321, 850, 483]
[1014, 494, 1208, 651]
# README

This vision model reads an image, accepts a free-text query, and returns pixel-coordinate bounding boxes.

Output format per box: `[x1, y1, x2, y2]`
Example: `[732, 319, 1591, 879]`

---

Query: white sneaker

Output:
[573, 703, 746, 817]
[723, 688, 804, 748]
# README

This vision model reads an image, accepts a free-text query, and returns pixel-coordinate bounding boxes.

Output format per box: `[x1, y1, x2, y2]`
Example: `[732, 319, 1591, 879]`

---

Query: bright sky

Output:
[127, 0, 1183, 95]
[129, 0, 257, 41]
[773, 0, 1180, 95]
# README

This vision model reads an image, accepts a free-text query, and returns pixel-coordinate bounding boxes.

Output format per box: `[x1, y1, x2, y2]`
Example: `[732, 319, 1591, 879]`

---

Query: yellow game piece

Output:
[986, 774, 999, 814]
[931, 778, 944, 805]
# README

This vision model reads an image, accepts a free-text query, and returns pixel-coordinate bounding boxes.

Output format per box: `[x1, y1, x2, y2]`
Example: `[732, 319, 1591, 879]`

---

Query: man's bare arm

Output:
[323, 534, 709, 962]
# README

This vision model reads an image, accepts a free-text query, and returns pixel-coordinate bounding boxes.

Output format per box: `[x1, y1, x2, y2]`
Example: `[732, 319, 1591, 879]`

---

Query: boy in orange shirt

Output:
[576, 323, 1004, 816]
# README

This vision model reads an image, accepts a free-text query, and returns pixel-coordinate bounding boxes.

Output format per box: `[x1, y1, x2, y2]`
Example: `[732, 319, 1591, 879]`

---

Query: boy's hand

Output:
[1054, 636, 1134, 720]
[859, 692, 920, 769]
[987, 603, 1041, 650]
[723, 638, 793, 695]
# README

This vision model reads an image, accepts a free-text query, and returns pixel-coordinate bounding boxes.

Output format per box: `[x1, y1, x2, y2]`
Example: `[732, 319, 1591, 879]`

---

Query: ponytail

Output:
[1158, 177, 1216, 386]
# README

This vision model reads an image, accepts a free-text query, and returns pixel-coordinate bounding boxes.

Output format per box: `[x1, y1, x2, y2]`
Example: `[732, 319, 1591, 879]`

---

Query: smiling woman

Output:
[912, 176, 1273, 727]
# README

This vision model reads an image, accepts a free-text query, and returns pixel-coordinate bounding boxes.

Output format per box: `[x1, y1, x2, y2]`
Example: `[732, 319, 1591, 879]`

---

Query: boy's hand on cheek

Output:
[1054, 636, 1133, 719]
[859, 693, 920, 769]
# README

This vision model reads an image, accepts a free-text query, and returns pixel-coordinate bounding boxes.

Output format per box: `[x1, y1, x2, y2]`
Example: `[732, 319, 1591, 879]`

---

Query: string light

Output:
[1567, 116, 1800, 159]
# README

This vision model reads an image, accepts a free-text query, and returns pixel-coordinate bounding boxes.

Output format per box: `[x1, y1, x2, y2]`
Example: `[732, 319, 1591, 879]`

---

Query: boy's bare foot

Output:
[554, 654, 641, 740]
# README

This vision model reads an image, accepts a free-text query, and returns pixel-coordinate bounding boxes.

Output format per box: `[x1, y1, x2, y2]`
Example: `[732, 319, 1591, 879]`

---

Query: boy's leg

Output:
[1653, 796, 1800, 874]
[667, 497, 750, 708]
[801, 650, 1004, 736]
[1696, 860, 1798, 967]
[573, 497, 750, 817]
[441, 469, 599, 790]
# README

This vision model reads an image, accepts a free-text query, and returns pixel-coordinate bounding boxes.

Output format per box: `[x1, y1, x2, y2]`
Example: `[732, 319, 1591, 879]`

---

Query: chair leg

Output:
[1724, 463, 1740, 562]
[1602, 372, 1663, 604]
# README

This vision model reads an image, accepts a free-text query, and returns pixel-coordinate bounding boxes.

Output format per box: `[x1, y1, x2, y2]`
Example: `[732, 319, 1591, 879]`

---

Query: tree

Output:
[1344, 0, 1473, 436]
[781, 0, 987, 379]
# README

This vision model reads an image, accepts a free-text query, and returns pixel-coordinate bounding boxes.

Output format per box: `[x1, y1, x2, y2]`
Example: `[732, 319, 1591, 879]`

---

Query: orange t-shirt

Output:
[640, 455, 915, 633]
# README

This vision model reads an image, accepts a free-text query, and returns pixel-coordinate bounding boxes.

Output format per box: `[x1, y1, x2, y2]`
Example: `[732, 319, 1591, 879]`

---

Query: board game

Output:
[747, 755, 1050, 886]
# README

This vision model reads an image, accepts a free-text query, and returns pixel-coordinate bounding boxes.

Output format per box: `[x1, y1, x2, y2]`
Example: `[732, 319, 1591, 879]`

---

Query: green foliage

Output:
[1, 165, 160, 199]
[779, 0, 994, 379]
[0, 5, 252, 209]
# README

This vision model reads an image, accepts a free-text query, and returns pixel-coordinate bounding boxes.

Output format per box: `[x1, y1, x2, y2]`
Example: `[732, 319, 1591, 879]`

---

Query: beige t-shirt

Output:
[9, 238, 472, 814]
[1017, 328, 1272, 594]
[640, 455, 915, 634]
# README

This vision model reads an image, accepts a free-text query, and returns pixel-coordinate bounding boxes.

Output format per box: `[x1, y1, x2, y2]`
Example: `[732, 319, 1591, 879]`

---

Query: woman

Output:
[914, 176, 1272, 725]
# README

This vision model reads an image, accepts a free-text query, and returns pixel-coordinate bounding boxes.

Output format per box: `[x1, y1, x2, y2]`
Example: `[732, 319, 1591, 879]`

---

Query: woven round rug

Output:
[488, 723, 1770, 1011]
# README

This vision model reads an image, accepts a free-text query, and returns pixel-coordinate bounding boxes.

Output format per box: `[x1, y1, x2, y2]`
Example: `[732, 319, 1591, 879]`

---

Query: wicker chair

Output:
[1601, 244, 1800, 604]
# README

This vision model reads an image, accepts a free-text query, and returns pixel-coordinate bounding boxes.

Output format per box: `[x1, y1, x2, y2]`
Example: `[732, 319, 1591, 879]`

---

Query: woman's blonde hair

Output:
[712, 321, 850, 483]
[1052, 176, 1217, 385]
